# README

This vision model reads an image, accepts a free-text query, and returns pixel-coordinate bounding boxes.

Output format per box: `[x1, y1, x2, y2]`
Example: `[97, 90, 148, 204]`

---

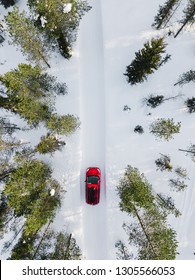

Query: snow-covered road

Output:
[79, 0, 108, 259]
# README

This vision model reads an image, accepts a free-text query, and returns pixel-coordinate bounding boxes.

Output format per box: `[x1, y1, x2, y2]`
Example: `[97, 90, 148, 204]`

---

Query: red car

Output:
[85, 167, 101, 205]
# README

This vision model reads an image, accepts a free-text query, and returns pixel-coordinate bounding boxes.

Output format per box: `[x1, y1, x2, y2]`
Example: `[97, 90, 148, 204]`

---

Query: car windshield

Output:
[87, 175, 98, 184]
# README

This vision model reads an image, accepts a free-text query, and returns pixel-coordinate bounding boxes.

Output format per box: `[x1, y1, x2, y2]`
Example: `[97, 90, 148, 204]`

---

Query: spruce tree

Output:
[152, 0, 181, 29]
[115, 240, 132, 260]
[0, 64, 66, 127]
[124, 37, 170, 85]
[117, 165, 178, 259]
[27, 0, 91, 58]
[46, 113, 80, 135]
[174, 0, 195, 38]
[174, 70, 195, 86]
[5, 7, 51, 67]
[150, 118, 181, 141]
[35, 133, 66, 155]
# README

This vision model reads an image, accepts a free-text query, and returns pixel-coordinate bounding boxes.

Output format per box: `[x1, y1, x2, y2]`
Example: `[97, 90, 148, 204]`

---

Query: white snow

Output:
[0, 0, 195, 260]
[63, 3, 72, 14]
[49, 189, 55, 196]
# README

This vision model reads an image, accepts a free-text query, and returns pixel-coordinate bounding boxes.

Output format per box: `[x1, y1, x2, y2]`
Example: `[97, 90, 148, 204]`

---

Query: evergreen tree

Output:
[124, 37, 170, 85]
[174, 0, 195, 38]
[174, 70, 195, 86]
[5, 7, 51, 67]
[156, 193, 181, 217]
[35, 133, 66, 155]
[0, 22, 5, 44]
[174, 167, 188, 179]
[145, 95, 164, 108]
[2, 156, 61, 237]
[155, 154, 173, 172]
[179, 144, 195, 162]
[27, 0, 91, 58]
[150, 118, 181, 141]
[0, 0, 16, 8]
[46, 113, 80, 135]
[185, 97, 195, 113]
[115, 240, 133, 260]
[152, 0, 181, 29]
[169, 178, 188, 191]
[0, 64, 66, 127]
[117, 165, 178, 259]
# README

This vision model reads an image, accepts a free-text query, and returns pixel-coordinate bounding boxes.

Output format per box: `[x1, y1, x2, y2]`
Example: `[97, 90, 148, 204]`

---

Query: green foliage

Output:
[156, 194, 181, 217]
[10, 229, 82, 260]
[145, 95, 164, 108]
[115, 240, 133, 260]
[35, 133, 66, 155]
[5, 7, 51, 67]
[155, 154, 173, 172]
[3, 157, 61, 236]
[0, 64, 66, 127]
[150, 118, 181, 141]
[46, 113, 80, 135]
[152, 0, 181, 29]
[117, 165, 178, 260]
[27, 0, 91, 58]
[0, 0, 16, 9]
[124, 37, 170, 85]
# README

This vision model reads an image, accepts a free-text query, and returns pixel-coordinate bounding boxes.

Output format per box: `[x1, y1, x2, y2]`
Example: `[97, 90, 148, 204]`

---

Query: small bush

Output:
[134, 125, 144, 134]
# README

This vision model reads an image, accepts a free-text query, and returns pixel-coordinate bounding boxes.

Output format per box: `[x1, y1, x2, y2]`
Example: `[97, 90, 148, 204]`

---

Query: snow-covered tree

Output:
[179, 144, 195, 162]
[5, 7, 51, 67]
[152, 0, 181, 29]
[174, 70, 195, 86]
[150, 118, 181, 141]
[46, 113, 80, 136]
[35, 133, 66, 155]
[124, 37, 170, 85]
[27, 0, 91, 58]
[115, 240, 133, 260]
[155, 154, 173, 172]
[0, 64, 67, 127]
[174, 0, 195, 38]
[169, 178, 188, 192]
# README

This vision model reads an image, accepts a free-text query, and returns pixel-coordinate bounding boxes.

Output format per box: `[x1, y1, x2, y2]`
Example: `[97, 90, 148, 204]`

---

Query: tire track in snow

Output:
[78, 0, 107, 259]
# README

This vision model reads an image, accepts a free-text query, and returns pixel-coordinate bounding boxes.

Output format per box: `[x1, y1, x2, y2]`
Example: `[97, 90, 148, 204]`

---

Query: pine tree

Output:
[2, 157, 61, 237]
[150, 118, 181, 141]
[5, 7, 51, 67]
[145, 95, 164, 108]
[155, 154, 173, 172]
[152, 0, 181, 29]
[174, 0, 195, 38]
[156, 193, 181, 217]
[185, 97, 195, 113]
[117, 165, 178, 259]
[174, 70, 195, 86]
[179, 144, 195, 162]
[169, 178, 188, 191]
[124, 37, 170, 85]
[0, 64, 66, 127]
[0, 0, 16, 9]
[27, 0, 91, 58]
[46, 113, 80, 135]
[115, 240, 133, 260]
[35, 133, 66, 155]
